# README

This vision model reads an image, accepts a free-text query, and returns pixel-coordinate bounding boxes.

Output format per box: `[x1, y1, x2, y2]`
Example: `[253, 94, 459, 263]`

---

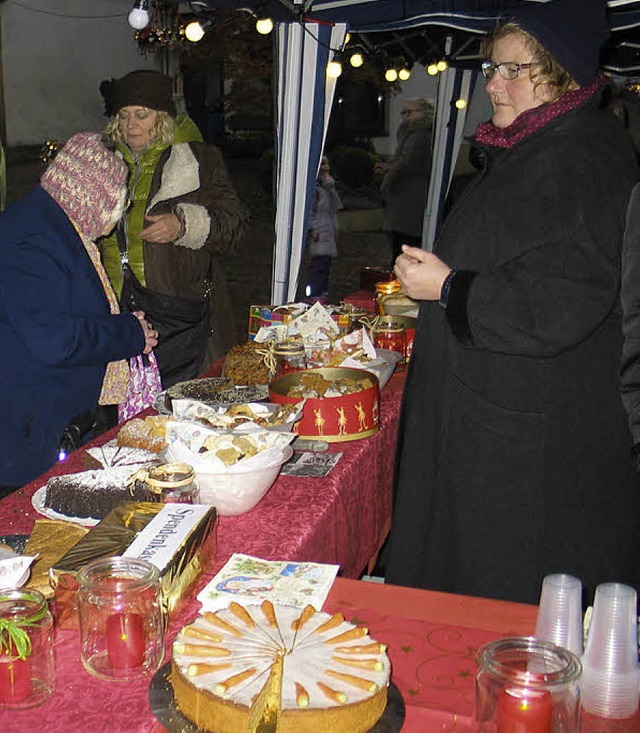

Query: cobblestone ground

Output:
[7, 153, 390, 344]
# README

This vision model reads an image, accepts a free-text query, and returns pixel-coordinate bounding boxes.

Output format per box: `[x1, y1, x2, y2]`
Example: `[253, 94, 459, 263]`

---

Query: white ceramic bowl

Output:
[195, 445, 294, 516]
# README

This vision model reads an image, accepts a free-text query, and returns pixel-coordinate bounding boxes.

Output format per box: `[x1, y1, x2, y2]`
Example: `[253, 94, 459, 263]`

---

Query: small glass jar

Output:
[476, 637, 581, 733]
[372, 321, 406, 364]
[140, 462, 199, 504]
[273, 341, 306, 379]
[304, 340, 332, 369]
[77, 557, 165, 681]
[375, 279, 402, 314]
[0, 588, 54, 709]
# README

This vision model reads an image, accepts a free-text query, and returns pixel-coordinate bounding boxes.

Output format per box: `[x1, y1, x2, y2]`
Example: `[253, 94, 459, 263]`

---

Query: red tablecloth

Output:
[5, 576, 634, 733]
[0, 576, 536, 733]
[0, 379, 402, 578]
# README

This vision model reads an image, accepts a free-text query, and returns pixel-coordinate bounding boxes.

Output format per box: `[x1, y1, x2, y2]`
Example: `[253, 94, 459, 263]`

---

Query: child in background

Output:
[306, 155, 342, 304]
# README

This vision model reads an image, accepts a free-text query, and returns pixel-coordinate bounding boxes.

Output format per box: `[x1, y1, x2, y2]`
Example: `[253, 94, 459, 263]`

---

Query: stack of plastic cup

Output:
[534, 573, 584, 657]
[580, 582, 639, 719]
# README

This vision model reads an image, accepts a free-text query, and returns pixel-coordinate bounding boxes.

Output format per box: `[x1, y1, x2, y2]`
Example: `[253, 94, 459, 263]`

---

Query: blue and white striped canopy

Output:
[202, 0, 640, 303]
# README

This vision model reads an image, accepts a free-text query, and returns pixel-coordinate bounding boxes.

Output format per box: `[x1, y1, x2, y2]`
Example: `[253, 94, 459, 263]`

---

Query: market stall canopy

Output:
[196, 0, 640, 303]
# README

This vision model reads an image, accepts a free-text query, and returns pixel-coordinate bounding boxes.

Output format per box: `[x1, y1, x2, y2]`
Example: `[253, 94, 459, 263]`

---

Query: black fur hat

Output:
[100, 70, 176, 116]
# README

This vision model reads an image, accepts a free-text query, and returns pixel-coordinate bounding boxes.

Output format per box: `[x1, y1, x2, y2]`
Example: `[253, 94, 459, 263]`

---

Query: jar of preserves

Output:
[0, 588, 55, 708]
[273, 341, 306, 379]
[139, 462, 199, 504]
[372, 321, 406, 364]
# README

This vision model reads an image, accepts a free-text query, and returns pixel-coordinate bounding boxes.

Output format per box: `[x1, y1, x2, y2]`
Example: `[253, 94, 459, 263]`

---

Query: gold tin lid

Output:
[274, 341, 305, 357]
[375, 279, 402, 296]
[144, 463, 195, 492]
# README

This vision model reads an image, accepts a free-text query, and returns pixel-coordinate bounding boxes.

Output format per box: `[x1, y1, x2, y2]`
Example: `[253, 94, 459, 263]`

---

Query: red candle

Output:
[106, 612, 145, 669]
[497, 688, 553, 733]
[0, 652, 32, 704]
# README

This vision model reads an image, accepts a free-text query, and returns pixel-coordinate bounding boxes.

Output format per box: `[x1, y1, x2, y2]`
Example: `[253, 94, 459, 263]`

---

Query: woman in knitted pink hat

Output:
[0, 132, 157, 493]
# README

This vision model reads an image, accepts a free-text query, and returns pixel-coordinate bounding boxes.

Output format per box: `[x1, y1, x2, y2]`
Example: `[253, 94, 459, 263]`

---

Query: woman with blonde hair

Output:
[100, 70, 248, 389]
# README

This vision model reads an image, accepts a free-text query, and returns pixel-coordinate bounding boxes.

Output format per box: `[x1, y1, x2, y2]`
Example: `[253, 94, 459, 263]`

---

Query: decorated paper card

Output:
[292, 301, 340, 339]
[197, 553, 339, 614]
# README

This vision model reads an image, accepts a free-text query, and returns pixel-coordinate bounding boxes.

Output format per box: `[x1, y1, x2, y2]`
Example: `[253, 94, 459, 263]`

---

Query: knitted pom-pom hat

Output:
[505, 0, 609, 86]
[40, 132, 128, 241]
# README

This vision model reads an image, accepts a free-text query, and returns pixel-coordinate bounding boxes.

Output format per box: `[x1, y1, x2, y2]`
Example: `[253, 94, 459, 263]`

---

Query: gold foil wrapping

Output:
[24, 519, 90, 599]
[49, 502, 217, 629]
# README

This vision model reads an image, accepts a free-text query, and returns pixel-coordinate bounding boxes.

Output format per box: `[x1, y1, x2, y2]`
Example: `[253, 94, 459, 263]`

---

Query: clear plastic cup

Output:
[580, 582, 639, 719]
[534, 574, 584, 657]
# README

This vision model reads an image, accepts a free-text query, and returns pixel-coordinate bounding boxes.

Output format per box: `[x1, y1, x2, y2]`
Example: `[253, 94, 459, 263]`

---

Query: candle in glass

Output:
[0, 653, 31, 704]
[497, 688, 553, 733]
[106, 612, 145, 669]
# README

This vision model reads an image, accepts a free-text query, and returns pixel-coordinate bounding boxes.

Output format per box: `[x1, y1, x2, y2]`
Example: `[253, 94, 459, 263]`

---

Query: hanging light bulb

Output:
[327, 59, 343, 79]
[385, 68, 398, 82]
[128, 0, 150, 30]
[427, 63, 439, 76]
[436, 59, 449, 72]
[185, 20, 205, 43]
[455, 98, 467, 110]
[349, 52, 364, 68]
[398, 67, 411, 81]
[255, 16, 274, 35]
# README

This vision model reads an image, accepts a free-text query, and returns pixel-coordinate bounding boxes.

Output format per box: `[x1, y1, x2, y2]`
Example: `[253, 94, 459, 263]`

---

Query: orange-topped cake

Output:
[171, 600, 390, 733]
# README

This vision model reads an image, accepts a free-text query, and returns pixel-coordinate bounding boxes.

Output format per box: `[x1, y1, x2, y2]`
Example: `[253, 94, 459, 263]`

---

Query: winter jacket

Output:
[381, 118, 433, 238]
[387, 88, 640, 605]
[0, 187, 144, 486]
[101, 115, 248, 386]
[307, 176, 342, 258]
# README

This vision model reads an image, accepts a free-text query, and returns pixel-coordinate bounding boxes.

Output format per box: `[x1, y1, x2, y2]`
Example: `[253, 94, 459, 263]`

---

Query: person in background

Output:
[386, 0, 640, 605]
[100, 70, 248, 389]
[380, 98, 434, 266]
[305, 155, 342, 304]
[0, 133, 157, 495]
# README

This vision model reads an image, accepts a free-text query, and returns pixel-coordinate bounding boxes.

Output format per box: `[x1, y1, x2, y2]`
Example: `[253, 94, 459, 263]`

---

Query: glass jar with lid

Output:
[476, 637, 581, 732]
[138, 462, 199, 504]
[0, 588, 55, 708]
[273, 341, 306, 379]
[375, 279, 402, 315]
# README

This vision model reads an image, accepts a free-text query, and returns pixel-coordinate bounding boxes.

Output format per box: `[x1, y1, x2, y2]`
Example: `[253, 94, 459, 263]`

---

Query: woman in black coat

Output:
[386, 0, 640, 605]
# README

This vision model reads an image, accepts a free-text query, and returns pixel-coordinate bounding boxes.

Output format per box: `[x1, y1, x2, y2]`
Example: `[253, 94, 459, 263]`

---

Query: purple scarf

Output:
[475, 76, 604, 149]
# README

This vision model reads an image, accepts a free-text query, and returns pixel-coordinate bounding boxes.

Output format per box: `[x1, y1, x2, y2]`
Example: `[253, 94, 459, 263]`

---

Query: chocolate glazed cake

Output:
[44, 467, 158, 520]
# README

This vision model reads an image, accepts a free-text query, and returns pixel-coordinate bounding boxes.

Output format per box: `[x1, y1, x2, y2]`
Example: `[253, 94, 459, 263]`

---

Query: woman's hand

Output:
[133, 311, 158, 354]
[139, 213, 182, 244]
[394, 245, 451, 301]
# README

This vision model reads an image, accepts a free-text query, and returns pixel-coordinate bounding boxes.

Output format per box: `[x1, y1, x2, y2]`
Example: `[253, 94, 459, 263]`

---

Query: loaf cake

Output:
[171, 600, 390, 733]
[43, 467, 158, 520]
[116, 415, 169, 453]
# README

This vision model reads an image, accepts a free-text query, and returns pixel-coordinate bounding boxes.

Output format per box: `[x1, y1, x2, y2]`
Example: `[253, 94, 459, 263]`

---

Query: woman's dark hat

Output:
[505, 0, 609, 86]
[100, 70, 176, 116]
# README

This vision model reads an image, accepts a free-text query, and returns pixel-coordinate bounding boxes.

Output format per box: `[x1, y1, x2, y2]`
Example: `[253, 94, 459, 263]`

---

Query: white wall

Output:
[1, 0, 163, 146]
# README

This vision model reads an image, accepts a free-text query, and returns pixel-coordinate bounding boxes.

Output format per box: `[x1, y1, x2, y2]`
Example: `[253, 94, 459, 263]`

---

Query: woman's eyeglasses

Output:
[400, 109, 418, 116]
[481, 61, 537, 80]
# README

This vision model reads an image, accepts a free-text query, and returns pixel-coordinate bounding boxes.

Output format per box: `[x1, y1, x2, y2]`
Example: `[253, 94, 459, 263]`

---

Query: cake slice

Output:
[43, 467, 158, 520]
